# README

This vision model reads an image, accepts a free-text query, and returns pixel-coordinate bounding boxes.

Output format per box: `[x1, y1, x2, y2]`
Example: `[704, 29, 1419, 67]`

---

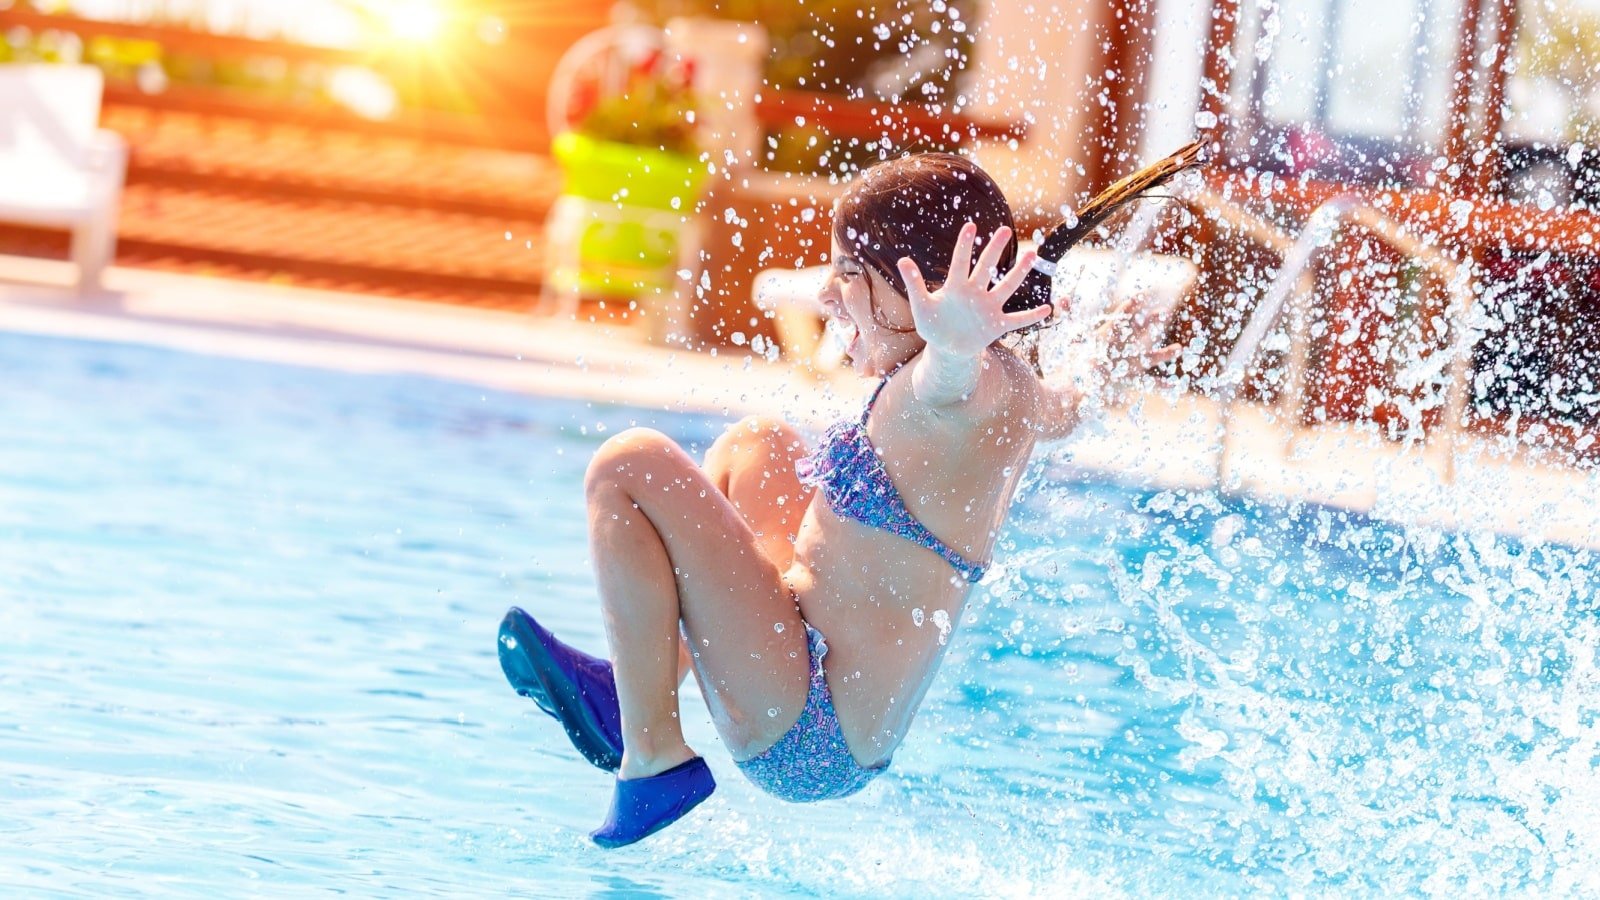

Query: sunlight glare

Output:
[383, 0, 446, 42]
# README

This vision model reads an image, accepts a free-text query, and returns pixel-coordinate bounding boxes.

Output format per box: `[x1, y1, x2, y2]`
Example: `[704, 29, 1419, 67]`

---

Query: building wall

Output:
[965, 0, 1113, 219]
[1140, 0, 1209, 161]
[964, 0, 1204, 223]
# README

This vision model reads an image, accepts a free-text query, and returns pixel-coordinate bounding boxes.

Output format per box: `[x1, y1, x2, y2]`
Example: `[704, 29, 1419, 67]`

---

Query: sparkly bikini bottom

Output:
[733, 622, 889, 803]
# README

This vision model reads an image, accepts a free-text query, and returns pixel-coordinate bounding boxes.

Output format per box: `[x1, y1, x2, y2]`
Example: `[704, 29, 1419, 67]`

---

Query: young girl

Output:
[499, 149, 1195, 847]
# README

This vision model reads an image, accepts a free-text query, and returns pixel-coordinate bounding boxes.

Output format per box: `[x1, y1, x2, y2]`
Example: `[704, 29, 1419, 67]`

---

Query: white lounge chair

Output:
[0, 64, 127, 293]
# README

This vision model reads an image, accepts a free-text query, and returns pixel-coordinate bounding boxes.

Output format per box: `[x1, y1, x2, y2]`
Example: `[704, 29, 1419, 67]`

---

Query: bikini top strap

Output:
[859, 362, 907, 425]
[860, 377, 892, 424]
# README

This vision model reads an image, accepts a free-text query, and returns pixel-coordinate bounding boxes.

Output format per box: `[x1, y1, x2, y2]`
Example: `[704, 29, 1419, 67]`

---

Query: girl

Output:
[499, 147, 1197, 847]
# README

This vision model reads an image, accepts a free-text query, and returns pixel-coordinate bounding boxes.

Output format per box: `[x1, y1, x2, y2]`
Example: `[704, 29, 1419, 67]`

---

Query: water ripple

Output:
[4, 333, 1599, 895]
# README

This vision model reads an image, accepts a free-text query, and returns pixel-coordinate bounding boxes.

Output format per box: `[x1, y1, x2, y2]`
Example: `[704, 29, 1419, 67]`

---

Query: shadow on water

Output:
[588, 874, 671, 899]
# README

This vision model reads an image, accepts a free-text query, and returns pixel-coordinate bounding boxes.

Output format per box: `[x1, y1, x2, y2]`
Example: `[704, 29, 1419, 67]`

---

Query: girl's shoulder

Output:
[987, 346, 1049, 419]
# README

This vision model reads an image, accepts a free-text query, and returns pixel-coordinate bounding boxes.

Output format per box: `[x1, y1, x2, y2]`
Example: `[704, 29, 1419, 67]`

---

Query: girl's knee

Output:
[706, 417, 804, 487]
[585, 427, 680, 495]
[720, 416, 804, 458]
[743, 415, 801, 441]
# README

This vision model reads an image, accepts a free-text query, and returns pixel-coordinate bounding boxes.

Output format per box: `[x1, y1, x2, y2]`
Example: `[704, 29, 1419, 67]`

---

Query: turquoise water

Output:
[3, 331, 1598, 896]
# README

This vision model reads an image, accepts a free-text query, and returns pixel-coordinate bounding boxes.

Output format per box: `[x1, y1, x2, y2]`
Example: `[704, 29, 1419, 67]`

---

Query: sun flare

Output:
[381, 0, 447, 43]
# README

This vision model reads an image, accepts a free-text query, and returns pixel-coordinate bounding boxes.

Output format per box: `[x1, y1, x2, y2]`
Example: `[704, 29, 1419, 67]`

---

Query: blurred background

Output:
[5, 5, 1600, 890]
[1, 0, 1598, 458]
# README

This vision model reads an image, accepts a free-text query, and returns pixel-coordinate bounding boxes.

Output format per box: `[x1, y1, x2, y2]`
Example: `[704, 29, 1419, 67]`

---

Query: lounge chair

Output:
[0, 64, 127, 293]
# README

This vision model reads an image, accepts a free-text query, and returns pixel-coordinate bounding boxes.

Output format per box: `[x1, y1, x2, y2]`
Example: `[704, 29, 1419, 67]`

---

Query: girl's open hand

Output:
[897, 222, 1048, 359]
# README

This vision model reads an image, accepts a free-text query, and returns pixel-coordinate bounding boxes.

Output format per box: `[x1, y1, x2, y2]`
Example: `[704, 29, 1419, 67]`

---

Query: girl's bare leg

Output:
[585, 427, 808, 780]
[662, 415, 812, 682]
[702, 415, 815, 571]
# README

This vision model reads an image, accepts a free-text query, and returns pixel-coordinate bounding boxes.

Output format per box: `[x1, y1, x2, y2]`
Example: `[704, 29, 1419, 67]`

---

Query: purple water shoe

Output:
[590, 757, 716, 849]
[497, 607, 623, 772]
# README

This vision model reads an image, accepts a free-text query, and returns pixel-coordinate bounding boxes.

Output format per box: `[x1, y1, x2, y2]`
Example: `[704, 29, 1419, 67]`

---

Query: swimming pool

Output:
[4, 330, 1597, 896]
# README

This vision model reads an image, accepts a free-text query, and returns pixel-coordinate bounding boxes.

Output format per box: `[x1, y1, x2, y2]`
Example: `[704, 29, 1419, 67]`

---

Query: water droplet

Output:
[773, 622, 785, 633]
[767, 707, 779, 718]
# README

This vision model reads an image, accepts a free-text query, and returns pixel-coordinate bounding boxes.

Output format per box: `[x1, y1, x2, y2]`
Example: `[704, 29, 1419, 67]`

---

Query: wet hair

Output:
[831, 143, 1205, 339]
[832, 153, 1055, 331]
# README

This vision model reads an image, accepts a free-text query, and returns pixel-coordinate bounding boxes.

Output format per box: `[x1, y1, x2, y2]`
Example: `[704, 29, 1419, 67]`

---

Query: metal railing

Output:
[1125, 182, 1479, 485]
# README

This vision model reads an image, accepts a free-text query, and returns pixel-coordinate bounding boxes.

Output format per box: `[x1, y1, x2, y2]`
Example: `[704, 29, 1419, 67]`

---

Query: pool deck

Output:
[4, 258, 1597, 550]
[0, 257, 865, 423]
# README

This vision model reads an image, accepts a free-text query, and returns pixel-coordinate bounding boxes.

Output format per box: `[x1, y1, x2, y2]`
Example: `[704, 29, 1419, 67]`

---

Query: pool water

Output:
[3, 331, 1598, 896]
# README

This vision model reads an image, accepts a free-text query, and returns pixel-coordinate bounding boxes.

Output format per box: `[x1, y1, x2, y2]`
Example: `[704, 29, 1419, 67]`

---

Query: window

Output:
[1501, 0, 1600, 209]
[1226, 0, 1464, 185]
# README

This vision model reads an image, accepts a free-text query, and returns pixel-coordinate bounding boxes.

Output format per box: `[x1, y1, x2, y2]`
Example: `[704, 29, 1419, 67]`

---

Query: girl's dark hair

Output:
[832, 153, 1055, 326]
[831, 143, 1204, 338]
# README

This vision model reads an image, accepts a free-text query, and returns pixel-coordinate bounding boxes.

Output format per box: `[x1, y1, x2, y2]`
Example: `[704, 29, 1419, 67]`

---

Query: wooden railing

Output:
[0, 8, 600, 150]
[1173, 169, 1600, 453]
[3, 9, 1028, 157]
[753, 89, 1027, 146]
[1210, 172, 1600, 259]
[0, 7, 374, 65]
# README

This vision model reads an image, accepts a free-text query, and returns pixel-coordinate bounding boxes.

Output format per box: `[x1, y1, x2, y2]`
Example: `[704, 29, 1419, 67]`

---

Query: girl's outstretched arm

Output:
[897, 222, 1048, 414]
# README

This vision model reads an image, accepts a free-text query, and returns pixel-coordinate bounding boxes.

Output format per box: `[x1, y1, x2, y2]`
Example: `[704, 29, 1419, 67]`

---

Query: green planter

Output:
[550, 132, 708, 298]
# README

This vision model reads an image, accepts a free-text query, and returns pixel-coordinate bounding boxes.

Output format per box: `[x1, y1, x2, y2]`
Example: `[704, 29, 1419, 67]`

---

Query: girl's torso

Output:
[785, 348, 1041, 765]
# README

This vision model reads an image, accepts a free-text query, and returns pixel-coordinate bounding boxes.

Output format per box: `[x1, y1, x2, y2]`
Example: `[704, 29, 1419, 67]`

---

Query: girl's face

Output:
[819, 237, 925, 376]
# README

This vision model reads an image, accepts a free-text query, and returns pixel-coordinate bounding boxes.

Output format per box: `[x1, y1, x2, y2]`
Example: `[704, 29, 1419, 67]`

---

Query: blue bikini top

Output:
[795, 376, 989, 583]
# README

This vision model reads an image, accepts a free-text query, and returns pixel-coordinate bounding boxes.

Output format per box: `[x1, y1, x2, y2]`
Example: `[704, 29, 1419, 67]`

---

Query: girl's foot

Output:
[497, 607, 624, 771]
[591, 757, 716, 849]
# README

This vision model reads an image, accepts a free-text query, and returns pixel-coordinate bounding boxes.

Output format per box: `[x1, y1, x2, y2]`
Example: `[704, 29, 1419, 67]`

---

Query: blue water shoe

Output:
[497, 607, 624, 772]
[591, 757, 716, 849]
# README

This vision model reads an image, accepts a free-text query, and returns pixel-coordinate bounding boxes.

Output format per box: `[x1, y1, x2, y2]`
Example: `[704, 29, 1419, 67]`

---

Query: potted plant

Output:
[548, 40, 709, 301]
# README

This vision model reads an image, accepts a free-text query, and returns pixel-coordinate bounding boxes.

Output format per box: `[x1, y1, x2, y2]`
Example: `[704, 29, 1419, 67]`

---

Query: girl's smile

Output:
[819, 239, 920, 375]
